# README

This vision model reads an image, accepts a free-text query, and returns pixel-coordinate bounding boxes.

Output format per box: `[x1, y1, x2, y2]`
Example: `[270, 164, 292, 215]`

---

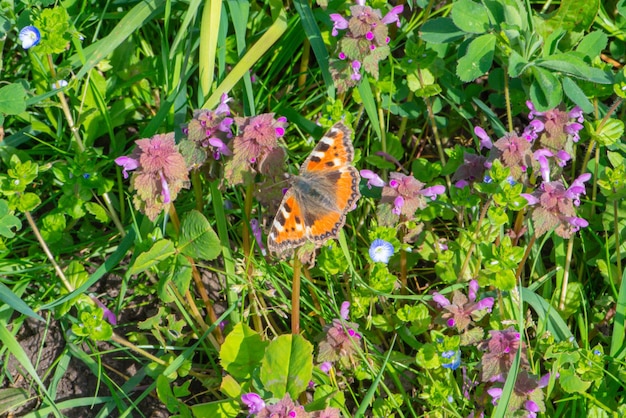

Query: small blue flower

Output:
[441, 350, 461, 370]
[369, 239, 394, 264]
[19, 26, 41, 49]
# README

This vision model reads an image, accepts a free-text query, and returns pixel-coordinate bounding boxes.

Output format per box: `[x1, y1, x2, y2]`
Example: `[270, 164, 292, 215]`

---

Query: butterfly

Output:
[267, 122, 361, 257]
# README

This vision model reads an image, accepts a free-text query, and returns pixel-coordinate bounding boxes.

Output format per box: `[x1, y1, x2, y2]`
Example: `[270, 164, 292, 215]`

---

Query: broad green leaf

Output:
[129, 239, 176, 275]
[16, 192, 41, 212]
[562, 77, 594, 113]
[0, 84, 27, 115]
[537, 54, 612, 84]
[220, 323, 268, 380]
[84, 202, 109, 223]
[576, 30, 608, 59]
[419, 17, 465, 44]
[260, 334, 313, 399]
[541, 0, 599, 32]
[559, 367, 592, 393]
[529, 66, 563, 111]
[591, 118, 624, 147]
[169, 254, 192, 295]
[456, 33, 496, 82]
[179, 210, 220, 261]
[0, 200, 21, 238]
[451, 0, 490, 34]
[190, 400, 239, 418]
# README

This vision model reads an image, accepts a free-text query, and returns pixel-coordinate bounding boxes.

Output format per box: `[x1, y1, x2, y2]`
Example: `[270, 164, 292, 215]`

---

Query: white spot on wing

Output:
[272, 221, 284, 232]
[320, 136, 335, 146]
[311, 151, 326, 159]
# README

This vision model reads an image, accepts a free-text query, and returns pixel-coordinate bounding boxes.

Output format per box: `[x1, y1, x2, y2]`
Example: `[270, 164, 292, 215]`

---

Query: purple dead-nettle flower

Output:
[338, 51, 347, 60]
[340, 301, 351, 320]
[555, 150, 571, 167]
[365, 31, 375, 40]
[564, 216, 589, 232]
[232, 113, 288, 167]
[564, 120, 584, 142]
[452, 153, 488, 185]
[351, 60, 362, 80]
[432, 280, 494, 332]
[565, 173, 592, 205]
[369, 238, 394, 264]
[569, 106, 584, 123]
[215, 93, 232, 115]
[117, 133, 190, 221]
[320, 361, 332, 374]
[115, 156, 139, 179]
[525, 400, 540, 417]
[208, 137, 232, 160]
[455, 179, 469, 188]
[522, 119, 545, 141]
[90, 295, 117, 326]
[19, 26, 41, 49]
[474, 126, 493, 150]
[241, 393, 266, 415]
[392, 196, 404, 215]
[381, 172, 439, 218]
[381, 5, 404, 27]
[360, 169, 385, 188]
[493, 133, 532, 180]
[534, 149, 553, 182]
[317, 301, 363, 369]
[521, 193, 539, 205]
[420, 185, 446, 200]
[526, 100, 544, 120]
[479, 327, 528, 382]
[330, 13, 349, 36]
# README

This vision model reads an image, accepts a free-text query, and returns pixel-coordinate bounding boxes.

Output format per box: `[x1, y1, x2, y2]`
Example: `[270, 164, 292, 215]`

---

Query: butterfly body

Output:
[268, 122, 360, 256]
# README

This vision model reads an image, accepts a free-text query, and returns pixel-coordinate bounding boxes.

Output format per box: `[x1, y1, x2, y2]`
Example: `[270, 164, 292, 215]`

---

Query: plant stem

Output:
[291, 255, 302, 335]
[559, 237, 575, 310]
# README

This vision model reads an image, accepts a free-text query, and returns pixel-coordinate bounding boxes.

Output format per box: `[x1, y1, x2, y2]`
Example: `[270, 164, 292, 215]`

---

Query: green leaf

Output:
[169, 254, 192, 295]
[559, 367, 592, 393]
[542, 0, 600, 32]
[178, 210, 221, 261]
[17, 192, 41, 212]
[595, 118, 625, 147]
[456, 33, 496, 82]
[220, 323, 268, 380]
[576, 30, 608, 59]
[260, 334, 313, 399]
[129, 239, 176, 275]
[190, 400, 239, 417]
[451, 0, 490, 34]
[33, 6, 74, 55]
[562, 77, 594, 113]
[0, 388, 30, 415]
[0, 282, 44, 321]
[0, 84, 27, 115]
[84, 202, 109, 223]
[0, 200, 21, 238]
[529, 66, 563, 110]
[537, 54, 612, 84]
[419, 17, 465, 43]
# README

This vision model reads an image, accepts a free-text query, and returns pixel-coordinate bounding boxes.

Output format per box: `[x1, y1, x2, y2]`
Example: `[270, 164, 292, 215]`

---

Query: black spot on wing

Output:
[325, 161, 335, 167]
[284, 202, 292, 213]
[310, 155, 322, 163]
[317, 142, 331, 152]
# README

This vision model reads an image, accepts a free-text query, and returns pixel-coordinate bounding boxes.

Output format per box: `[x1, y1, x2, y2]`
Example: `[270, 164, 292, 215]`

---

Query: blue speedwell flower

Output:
[19, 26, 41, 49]
[369, 239, 394, 264]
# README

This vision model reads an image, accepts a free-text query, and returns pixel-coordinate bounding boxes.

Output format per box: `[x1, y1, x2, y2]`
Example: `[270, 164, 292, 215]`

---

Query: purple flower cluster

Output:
[328, 1, 403, 92]
[115, 133, 190, 221]
[454, 101, 590, 238]
[317, 301, 363, 370]
[432, 280, 494, 333]
[381, 172, 445, 218]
